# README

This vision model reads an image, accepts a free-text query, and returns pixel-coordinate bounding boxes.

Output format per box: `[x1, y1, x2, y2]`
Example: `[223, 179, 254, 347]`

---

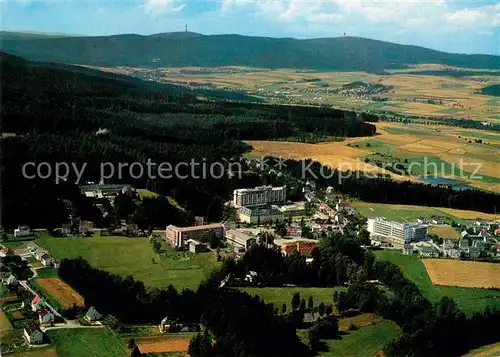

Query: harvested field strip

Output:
[423, 259, 500, 289]
[136, 335, 191, 353]
[36, 278, 85, 309]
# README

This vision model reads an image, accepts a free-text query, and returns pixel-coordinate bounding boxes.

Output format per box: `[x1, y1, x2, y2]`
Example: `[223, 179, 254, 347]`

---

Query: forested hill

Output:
[1, 51, 375, 140]
[1, 32, 499, 71]
[1, 52, 375, 229]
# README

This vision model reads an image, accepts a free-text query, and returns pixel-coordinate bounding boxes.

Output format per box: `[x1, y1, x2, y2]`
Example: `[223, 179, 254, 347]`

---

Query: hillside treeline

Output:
[1, 52, 375, 141]
[2, 34, 499, 71]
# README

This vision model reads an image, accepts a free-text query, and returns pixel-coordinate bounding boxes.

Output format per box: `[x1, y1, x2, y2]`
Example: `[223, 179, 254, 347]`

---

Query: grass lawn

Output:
[239, 287, 345, 309]
[1, 241, 31, 249]
[0, 309, 13, 332]
[429, 225, 461, 239]
[352, 201, 496, 224]
[37, 234, 220, 290]
[382, 126, 436, 137]
[46, 328, 127, 357]
[0, 283, 9, 298]
[373, 250, 500, 315]
[317, 319, 401, 357]
[36, 267, 59, 278]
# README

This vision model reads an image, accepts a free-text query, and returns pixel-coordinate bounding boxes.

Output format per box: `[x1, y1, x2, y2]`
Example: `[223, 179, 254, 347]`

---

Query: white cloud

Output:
[144, 0, 186, 15]
[444, 4, 500, 28]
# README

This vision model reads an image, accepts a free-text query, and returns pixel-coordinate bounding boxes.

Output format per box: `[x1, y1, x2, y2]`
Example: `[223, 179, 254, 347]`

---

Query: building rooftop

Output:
[166, 223, 223, 232]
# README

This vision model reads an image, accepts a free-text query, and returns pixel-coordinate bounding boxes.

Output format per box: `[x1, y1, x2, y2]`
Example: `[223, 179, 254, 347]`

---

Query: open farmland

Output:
[46, 328, 127, 357]
[37, 233, 220, 290]
[248, 121, 500, 192]
[239, 287, 345, 309]
[35, 278, 85, 309]
[92, 65, 500, 122]
[423, 259, 500, 289]
[352, 201, 498, 224]
[374, 250, 500, 314]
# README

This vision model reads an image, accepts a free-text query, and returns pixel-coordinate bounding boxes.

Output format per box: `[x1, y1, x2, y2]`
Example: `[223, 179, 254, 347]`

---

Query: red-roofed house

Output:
[282, 241, 317, 257]
[31, 296, 43, 312]
[39, 309, 55, 326]
[0, 247, 14, 257]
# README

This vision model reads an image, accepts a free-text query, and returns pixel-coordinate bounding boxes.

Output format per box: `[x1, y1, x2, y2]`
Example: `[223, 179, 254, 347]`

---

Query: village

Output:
[1, 178, 500, 355]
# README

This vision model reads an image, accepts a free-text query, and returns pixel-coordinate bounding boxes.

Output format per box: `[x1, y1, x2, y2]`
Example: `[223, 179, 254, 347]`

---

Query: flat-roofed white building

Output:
[165, 223, 224, 247]
[233, 186, 286, 208]
[277, 202, 306, 218]
[237, 206, 284, 224]
[225, 229, 257, 251]
[367, 217, 427, 244]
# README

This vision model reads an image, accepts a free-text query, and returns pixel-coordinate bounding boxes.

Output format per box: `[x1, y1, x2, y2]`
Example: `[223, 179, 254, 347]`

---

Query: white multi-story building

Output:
[233, 186, 286, 208]
[367, 217, 427, 243]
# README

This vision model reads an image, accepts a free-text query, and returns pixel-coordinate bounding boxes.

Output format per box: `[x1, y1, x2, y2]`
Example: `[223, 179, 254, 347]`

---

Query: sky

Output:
[1, 0, 499, 55]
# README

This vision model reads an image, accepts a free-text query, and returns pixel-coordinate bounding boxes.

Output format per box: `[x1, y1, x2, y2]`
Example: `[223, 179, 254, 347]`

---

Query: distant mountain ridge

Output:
[1, 31, 498, 71]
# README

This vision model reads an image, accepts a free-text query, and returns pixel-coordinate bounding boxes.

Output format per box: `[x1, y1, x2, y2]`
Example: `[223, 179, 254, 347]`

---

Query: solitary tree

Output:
[319, 302, 326, 316]
[291, 292, 301, 310]
[308, 296, 314, 310]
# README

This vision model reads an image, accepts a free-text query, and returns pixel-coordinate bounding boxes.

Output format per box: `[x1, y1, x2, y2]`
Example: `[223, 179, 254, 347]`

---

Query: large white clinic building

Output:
[233, 185, 286, 208]
[367, 217, 427, 243]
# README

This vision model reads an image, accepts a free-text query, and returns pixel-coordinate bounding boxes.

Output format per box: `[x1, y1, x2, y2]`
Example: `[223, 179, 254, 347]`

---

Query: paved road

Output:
[18, 280, 64, 319]
[42, 323, 104, 332]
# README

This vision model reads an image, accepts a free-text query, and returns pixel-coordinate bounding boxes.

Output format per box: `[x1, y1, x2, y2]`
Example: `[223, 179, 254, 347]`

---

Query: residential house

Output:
[34, 249, 47, 261]
[282, 241, 317, 257]
[14, 226, 31, 238]
[245, 271, 258, 283]
[24, 324, 44, 345]
[431, 217, 445, 225]
[31, 296, 44, 311]
[5, 274, 19, 287]
[27, 243, 40, 252]
[40, 253, 53, 267]
[85, 306, 102, 322]
[416, 245, 439, 258]
[39, 309, 55, 326]
[0, 247, 14, 257]
[61, 223, 72, 235]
